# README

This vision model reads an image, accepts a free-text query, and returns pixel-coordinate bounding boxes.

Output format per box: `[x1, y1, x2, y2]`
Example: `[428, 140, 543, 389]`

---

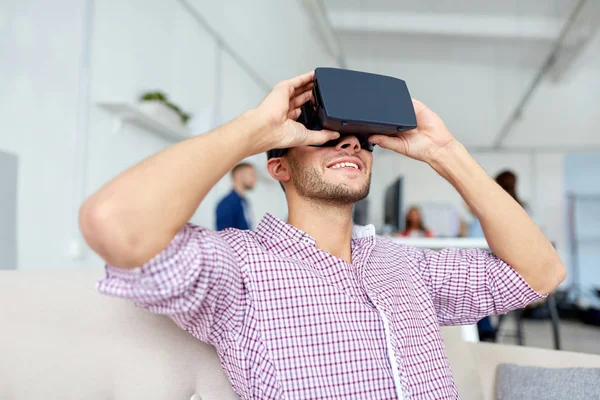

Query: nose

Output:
[335, 135, 361, 153]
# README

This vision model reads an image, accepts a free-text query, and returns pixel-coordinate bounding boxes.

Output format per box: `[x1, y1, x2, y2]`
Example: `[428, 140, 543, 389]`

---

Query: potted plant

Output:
[138, 91, 192, 129]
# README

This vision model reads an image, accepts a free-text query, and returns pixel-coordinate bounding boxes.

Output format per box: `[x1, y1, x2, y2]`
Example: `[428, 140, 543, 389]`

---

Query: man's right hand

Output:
[248, 70, 340, 154]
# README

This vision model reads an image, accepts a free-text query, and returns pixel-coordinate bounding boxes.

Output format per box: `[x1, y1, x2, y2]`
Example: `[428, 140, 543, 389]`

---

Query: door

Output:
[0, 150, 18, 269]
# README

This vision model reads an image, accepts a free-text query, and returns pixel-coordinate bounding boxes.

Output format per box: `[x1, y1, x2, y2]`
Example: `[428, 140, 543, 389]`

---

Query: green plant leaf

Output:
[140, 90, 191, 124]
[140, 91, 168, 102]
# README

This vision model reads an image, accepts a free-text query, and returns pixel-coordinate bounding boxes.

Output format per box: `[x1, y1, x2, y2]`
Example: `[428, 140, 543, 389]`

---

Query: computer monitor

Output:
[383, 177, 404, 232]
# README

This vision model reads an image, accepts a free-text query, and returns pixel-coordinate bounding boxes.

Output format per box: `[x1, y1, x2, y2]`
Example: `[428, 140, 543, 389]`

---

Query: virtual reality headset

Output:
[267, 67, 417, 159]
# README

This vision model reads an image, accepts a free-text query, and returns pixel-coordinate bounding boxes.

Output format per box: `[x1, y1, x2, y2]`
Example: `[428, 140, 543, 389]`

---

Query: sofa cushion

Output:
[496, 364, 600, 400]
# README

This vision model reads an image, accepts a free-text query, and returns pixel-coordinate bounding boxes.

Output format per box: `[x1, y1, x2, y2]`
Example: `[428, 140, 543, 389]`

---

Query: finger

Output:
[302, 129, 340, 146]
[287, 108, 302, 121]
[411, 98, 428, 115]
[368, 134, 401, 152]
[290, 89, 314, 110]
[367, 134, 384, 145]
[286, 70, 315, 90]
[293, 82, 314, 98]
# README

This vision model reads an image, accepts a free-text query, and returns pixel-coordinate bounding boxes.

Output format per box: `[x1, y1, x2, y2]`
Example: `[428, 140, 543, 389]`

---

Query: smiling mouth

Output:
[329, 162, 360, 170]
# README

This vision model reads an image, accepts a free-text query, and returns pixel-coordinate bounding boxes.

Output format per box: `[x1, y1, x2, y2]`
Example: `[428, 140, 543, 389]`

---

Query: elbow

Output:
[79, 198, 147, 268]
[537, 259, 567, 296]
[79, 197, 109, 251]
[552, 261, 567, 291]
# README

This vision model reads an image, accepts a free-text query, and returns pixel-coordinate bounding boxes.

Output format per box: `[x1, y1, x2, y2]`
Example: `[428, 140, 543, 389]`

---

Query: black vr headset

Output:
[267, 67, 417, 159]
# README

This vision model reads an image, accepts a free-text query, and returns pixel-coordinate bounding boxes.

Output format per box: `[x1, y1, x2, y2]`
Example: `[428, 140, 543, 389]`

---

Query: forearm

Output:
[80, 110, 265, 268]
[429, 141, 566, 294]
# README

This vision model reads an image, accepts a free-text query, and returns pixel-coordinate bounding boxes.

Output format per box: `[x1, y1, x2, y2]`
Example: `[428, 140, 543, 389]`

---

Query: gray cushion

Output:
[496, 363, 600, 400]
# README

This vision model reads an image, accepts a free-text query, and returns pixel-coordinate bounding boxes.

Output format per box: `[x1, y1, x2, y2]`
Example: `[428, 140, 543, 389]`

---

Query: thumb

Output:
[369, 134, 400, 151]
[303, 129, 340, 146]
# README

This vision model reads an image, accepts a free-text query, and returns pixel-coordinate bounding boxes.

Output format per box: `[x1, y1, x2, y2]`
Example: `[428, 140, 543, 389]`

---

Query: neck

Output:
[287, 198, 354, 264]
[232, 182, 245, 197]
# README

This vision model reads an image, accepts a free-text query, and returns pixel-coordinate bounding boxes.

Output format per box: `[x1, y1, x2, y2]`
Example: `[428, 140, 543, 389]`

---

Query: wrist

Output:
[231, 109, 272, 156]
[428, 140, 490, 203]
[427, 139, 467, 175]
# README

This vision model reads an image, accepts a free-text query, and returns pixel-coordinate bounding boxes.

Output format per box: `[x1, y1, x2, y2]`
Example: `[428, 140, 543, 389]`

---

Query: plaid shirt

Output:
[98, 213, 543, 399]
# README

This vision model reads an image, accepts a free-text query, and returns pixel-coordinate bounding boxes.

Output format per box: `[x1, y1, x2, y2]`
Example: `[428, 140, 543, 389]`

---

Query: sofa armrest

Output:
[0, 269, 240, 400]
[467, 342, 600, 400]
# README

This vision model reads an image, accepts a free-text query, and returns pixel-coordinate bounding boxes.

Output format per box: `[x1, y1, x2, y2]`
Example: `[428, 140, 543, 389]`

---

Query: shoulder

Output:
[214, 224, 253, 241]
[368, 236, 428, 278]
[375, 234, 410, 247]
[173, 222, 255, 256]
[214, 226, 262, 256]
[216, 192, 231, 205]
[373, 235, 425, 259]
[216, 191, 243, 208]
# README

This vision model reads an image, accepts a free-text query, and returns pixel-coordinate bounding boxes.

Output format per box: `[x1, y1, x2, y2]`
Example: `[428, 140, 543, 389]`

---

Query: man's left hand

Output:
[368, 99, 456, 164]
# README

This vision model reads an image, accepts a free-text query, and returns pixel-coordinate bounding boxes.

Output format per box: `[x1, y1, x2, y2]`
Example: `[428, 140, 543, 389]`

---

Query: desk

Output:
[389, 237, 489, 250]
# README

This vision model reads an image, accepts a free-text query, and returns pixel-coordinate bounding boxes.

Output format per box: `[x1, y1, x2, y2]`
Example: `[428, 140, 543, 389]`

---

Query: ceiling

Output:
[324, 0, 577, 17]
[311, 0, 600, 150]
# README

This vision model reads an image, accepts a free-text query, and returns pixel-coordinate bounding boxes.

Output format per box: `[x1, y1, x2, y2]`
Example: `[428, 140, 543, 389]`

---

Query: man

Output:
[80, 70, 565, 399]
[215, 162, 256, 230]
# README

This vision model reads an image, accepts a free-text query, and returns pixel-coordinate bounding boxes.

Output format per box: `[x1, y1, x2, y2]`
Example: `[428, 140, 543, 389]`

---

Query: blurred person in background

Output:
[215, 162, 256, 230]
[397, 205, 434, 237]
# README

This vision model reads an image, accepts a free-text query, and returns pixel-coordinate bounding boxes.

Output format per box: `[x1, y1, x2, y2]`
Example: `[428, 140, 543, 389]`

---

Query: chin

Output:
[329, 175, 367, 188]
[329, 180, 370, 196]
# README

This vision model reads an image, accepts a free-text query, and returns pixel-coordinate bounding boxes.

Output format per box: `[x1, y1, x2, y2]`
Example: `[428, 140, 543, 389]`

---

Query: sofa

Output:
[1, 269, 599, 400]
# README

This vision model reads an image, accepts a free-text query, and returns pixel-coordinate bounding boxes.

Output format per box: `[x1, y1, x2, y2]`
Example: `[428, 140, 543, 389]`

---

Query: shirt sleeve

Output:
[96, 223, 245, 345]
[414, 246, 546, 326]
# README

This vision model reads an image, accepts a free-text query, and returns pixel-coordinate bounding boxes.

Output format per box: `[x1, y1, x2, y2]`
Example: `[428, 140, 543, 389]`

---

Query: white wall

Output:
[1, 0, 334, 269]
[0, 0, 86, 269]
[564, 153, 600, 301]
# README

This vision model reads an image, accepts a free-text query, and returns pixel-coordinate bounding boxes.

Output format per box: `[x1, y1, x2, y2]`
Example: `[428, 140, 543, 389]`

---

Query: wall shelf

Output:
[97, 102, 190, 141]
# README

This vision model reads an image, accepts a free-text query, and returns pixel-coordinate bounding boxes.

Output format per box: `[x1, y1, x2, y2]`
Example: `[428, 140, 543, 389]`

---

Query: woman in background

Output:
[398, 206, 434, 237]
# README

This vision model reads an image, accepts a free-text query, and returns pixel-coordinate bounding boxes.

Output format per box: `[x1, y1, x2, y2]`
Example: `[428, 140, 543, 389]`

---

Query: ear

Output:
[267, 157, 291, 185]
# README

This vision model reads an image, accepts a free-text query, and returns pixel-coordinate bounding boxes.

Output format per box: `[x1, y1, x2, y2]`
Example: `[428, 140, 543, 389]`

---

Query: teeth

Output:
[331, 162, 359, 169]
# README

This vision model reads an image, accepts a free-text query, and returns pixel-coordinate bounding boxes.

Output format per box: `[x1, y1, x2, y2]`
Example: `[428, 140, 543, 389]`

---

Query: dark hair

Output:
[405, 206, 426, 231]
[495, 170, 521, 206]
[267, 148, 289, 159]
[231, 162, 253, 177]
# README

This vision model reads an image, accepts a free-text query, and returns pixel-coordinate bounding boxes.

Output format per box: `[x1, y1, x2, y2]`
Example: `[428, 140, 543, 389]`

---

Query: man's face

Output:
[285, 135, 373, 204]
[241, 167, 257, 190]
